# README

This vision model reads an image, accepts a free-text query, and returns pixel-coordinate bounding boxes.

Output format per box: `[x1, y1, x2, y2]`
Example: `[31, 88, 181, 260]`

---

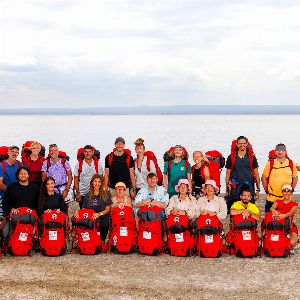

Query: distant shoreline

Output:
[1, 105, 300, 115]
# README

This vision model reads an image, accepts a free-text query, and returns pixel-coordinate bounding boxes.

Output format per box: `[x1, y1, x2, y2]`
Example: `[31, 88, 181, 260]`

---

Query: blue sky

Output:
[1, 0, 300, 108]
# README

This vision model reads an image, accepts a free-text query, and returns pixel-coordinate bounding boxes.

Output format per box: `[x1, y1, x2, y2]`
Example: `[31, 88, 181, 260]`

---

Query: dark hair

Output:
[276, 143, 286, 148]
[9, 145, 20, 151]
[89, 174, 107, 204]
[39, 176, 55, 212]
[16, 165, 31, 179]
[237, 136, 247, 142]
[240, 185, 252, 196]
[84, 145, 94, 150]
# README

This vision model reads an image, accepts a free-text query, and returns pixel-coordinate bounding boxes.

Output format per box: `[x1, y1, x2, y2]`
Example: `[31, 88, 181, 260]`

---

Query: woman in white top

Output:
[166, 179, 197, 219]
[134, 138, 156, 191]
[196, 180, 227, 220]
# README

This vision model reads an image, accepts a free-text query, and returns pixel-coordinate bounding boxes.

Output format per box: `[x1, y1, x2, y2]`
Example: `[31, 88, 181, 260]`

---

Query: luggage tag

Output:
[175, 233, 184, 243]
[18, 232, 28, 242]
[81, 232, 90, 241]
[270, 234, 279, 242]
[205, 235, 214, 243]
[120, 227, 128, 237]
[143, 231, 151, 239]
[242, 230, 251, 241]
[49, 231, 58, 241]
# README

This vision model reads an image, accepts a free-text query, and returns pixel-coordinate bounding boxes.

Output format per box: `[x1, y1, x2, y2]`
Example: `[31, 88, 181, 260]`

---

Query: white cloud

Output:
[1, 0, 300, 107]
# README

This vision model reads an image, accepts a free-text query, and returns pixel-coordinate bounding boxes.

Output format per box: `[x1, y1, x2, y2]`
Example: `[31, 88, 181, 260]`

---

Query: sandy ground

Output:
[1, 195, 300, 300]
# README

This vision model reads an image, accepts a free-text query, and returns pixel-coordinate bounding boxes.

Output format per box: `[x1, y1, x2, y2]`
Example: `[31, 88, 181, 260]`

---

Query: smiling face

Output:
[205, 184, 215, 196]
[18, 168, 29, 183]
[49, 146, 59, 160]
[178, 183, 188, 195]
[46, 179, 55, 193]
[30, 143, 41, 156]
[237, 138, 247, 152]
[116, 186, 125, 197]
[193, 151, 203, 164]
[147, 174, 158, 187]
[174, 147, 183, 159]
[135, 145, 145, 157]
[8, 147, 19, 161]
[84, 148, 94, 160]
[115, 141, 125, 152]
[92, 177, 102, 190]
[240, 190, 252, 204]
[282, 188, 292, 200]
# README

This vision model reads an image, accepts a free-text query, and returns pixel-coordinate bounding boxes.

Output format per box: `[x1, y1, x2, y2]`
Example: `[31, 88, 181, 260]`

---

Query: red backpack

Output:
[227, 214, 260, 257]
[262, 211, 291, 258]
[46, 151, 69, 173]
[135, 150, 163, 185]
[163, 146, 189, 177]
[230, 139, 256, 177]
[108, 148, 132, 169]
[8, 207, 38, 256]
[166, 214, 193, 257]
[0, 146, 9, 162]
[76, 146, 100, 176]
[40, 210, 67, 256]
[267, 150, 294, 177]
[72, 208, 102, 255]
[194, 215, 223, 258]
[109, 206, 136, 254]
[137, 205, 163, 256]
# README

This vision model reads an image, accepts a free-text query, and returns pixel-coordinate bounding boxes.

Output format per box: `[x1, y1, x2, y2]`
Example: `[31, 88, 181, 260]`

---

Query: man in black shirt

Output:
[3, 166, 39, 216]
[225, 136, 260, 212]
[104, 137, 136, 198]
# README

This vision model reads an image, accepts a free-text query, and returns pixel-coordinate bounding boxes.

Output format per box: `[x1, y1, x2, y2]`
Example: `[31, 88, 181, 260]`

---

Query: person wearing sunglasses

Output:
[270, 184, 298, 248]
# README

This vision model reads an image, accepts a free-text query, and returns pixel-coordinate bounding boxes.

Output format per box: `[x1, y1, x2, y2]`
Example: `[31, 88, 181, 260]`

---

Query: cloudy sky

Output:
[1, 0, 300, 108]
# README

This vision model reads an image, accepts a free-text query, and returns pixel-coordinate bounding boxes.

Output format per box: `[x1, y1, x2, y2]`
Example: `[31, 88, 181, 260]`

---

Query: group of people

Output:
[0, 135, 299, 252]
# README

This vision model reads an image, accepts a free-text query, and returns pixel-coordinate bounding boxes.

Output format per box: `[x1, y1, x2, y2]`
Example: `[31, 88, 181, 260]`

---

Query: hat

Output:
[147, 172, 157, 178]
[174, 145, 183, 149]
[115, 182, 126, 189]
[115, 137, 125, 144]
[275, 144, 286, 151]
[175, 179, 192, 193]
[281, 184, 292, 191]
[202, 180, 219, 194]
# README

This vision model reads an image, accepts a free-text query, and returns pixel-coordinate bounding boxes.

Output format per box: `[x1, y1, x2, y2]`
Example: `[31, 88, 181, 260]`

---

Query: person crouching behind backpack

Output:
[270, 184, 298, 249]
[195, 180, 227, 221]
[76, 174, 112, 246]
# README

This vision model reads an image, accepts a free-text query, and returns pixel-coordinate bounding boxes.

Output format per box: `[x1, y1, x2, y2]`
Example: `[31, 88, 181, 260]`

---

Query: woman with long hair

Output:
[38, 176, 66, 215]
[81, 174, 112, 242]
[134, 138, 157, 192]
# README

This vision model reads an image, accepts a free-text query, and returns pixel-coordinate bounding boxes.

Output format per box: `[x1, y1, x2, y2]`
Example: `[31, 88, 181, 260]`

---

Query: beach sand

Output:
[1, 195, 300, 300]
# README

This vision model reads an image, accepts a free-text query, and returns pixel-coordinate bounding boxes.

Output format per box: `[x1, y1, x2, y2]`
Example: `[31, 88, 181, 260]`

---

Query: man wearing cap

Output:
[73, 145, 104, 208]
[163, 145, 192, 198]
[225, 136, 260, 212]
[134, 172, 169, 213]
[262, 143, 298, 212]
[0, 146, 22, 219]
[104, 137, 136, 198]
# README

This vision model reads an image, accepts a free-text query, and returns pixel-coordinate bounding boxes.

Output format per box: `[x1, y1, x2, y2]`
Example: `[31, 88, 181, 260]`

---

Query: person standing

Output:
[262, 143, 298, 212]
[41, 144, 72, 200]
[73, 145, 104, 208]
[225, 136, 260, 211]
[104, 137, 136, 198]
[163, 145, 192, 198]
[0, 146, 22, 219]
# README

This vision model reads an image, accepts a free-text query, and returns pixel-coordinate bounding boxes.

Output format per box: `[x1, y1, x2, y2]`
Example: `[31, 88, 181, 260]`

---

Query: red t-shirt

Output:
[22, 155, 45, 183]
[275, 199, 298, 221]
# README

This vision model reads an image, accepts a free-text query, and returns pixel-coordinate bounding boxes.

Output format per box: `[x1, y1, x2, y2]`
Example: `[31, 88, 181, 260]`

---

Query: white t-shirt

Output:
[74, 160, 104, 195]
[134, 158, 156, 189]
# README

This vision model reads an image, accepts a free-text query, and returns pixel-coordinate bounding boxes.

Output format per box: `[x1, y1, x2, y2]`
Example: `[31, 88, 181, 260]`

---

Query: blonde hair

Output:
[30, 141, 41, 152]
[134, 138, 145, 149]
[193, 151, 209, 164]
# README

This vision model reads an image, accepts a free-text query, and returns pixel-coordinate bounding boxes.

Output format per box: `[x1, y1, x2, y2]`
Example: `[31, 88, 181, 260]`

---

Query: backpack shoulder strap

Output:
[268, 159, 275, 177]
[146, 156, 151, 172]
[184, 160, 189, 177]
[108, 152, 114, 167]
[93, 157, 99, 174]
[167, 160, 172, 175]
[78, 159, 83, 177]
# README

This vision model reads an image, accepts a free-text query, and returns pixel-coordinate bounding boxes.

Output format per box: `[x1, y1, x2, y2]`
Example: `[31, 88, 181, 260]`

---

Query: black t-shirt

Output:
[82, 192, 112, 226]
[225, 153, 258, 182]
[3, 182, 39, 215]
[42, 193, 67, 214]
[105, 153, 134, 188]
[192, 167, 205, 188]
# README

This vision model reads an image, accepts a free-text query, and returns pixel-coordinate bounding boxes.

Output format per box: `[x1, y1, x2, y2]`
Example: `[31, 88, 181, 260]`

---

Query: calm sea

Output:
[1, 114, 299, 192]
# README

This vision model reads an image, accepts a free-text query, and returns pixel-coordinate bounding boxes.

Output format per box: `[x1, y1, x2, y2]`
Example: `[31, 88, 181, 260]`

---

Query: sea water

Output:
[0, 114, 299, 192]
